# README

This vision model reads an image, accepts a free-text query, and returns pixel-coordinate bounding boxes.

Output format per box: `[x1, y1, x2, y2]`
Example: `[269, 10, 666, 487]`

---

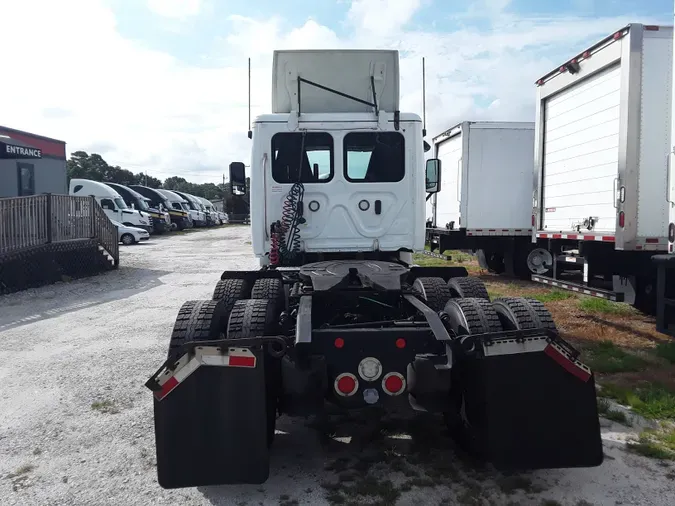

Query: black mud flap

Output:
[456, 334, 603, 470]
[151, 347, 270, 488]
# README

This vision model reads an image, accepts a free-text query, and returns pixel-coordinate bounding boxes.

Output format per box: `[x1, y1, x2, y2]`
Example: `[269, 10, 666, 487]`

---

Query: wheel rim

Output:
[526, 248, 553, 274]
[122, 235, 134, 245]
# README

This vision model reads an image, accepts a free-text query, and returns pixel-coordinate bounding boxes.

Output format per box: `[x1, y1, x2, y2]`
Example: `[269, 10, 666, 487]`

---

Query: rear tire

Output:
[227, 299, 280, 446]
[168, 299, 228, 358]
[121, 233, 135, 245]
[447, 277, 490, 300]
[251, 278, 285, 313]
[413, 277, 452, 312]
[492, 297, 556, 330]
[442, 297, 502, 335]
[442, 298, 503, 455]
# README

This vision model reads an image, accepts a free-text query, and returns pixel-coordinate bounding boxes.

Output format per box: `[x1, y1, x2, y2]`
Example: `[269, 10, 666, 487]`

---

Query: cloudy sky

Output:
[0, 0, 671, 184]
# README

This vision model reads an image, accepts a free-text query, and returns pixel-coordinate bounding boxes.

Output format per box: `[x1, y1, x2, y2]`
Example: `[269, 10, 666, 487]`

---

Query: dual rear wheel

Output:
[168, 277, 286, 446]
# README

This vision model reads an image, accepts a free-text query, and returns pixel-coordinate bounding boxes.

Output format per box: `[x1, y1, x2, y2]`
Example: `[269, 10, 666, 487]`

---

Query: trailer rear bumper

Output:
[531, 274, 625, 302]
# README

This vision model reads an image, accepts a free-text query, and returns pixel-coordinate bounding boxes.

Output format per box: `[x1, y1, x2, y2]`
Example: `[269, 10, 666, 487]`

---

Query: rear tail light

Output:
[382, 372, 406, 396]
[334, 338, 344, 349]
[646, 238, 659, 244]
[532, 214, 536, 227]
[668, 223, 675, 243]
[619, 211, 625, 228]
[395, 338, 406, 349]
[335, 373, 358, 397]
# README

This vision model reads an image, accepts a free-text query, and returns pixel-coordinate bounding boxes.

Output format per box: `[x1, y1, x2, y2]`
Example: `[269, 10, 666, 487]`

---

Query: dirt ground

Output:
[0, 229, 674, 506]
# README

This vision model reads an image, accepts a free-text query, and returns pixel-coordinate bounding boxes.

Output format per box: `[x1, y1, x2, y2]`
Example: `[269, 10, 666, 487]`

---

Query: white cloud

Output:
[0, 0, 664, 184]
[146, 0, 202, 18]
[347, 0, 422, 36]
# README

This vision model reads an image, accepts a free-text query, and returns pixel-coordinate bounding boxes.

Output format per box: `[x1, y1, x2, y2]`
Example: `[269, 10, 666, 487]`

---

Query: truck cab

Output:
[105, 182, 171, 233]
[130, 185, 191, 231]
[69, 178, 152, 233]
[171, 190, 208, 227]
[234, 50, 431, 266]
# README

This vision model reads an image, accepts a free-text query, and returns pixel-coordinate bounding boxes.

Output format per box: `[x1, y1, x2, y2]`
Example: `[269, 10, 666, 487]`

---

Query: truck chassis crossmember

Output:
[147, 260, 603, 488]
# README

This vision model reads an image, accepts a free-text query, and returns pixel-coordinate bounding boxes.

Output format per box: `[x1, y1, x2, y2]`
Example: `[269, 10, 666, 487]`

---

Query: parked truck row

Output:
[68, 179, 230, 243]
[427, 23, 675, 314]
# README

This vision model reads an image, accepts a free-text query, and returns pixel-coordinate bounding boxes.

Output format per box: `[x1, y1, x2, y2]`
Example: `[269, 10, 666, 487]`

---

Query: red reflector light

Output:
[582, 51, 591, 59]
[619, 211, 625, 228]
[395, 338, 406, 349]
[382, 372, 406, 396]
[531, 214, 535, 226]
[335, 373, 358, 396]
[229, 355, 256, 368]
[536, 79, 543, 86]
[613, 31, 622, 40]
[559, 66, 566, 72]
[334, 338, 344, 349]
[645, 25, 660, 31]
[646, 238, 659, 244]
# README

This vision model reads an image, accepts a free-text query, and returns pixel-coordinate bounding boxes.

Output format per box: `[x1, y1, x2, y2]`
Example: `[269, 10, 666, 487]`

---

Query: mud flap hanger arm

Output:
[145, 336, 288, 393]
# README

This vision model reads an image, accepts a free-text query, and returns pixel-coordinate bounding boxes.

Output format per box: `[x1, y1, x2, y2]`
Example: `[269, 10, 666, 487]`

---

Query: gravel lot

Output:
[1, 225, 673, 506]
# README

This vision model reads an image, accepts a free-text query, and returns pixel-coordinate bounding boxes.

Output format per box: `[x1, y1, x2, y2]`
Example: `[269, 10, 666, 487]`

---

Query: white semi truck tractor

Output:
[145, 49, 603, 488]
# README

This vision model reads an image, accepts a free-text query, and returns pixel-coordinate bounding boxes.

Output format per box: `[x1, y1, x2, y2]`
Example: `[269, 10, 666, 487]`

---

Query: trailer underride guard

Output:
[145, 49, 603, 489]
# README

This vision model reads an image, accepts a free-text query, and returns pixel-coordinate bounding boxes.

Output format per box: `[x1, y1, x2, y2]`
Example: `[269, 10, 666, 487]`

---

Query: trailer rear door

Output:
[541, 64, 621, 233]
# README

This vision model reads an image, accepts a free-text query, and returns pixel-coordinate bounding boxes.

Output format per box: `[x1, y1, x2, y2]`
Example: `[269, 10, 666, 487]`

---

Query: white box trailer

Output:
[530, 23, 673, 311]
[426, 121, 536, 276]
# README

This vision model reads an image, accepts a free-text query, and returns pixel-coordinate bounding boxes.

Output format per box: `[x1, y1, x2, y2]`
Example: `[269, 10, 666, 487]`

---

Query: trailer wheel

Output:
[492, 297, 556, 331]
[447, 277, 490, 300]
[413, 277, 452, 312]
[167, 299, 228, 358]
[251, 278, 285, 313]
[227, 299, 280, 446]
[442, 297, 503, 335]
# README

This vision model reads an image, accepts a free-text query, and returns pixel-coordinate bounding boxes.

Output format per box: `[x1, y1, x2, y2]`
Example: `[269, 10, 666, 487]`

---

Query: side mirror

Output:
[425, 159, 441, 193]
[229, 162, 246, 194]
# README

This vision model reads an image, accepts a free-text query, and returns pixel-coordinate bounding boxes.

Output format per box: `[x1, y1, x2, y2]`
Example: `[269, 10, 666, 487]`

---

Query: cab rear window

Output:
[344, 132, 404, 183]
[272, 132, 333, 184]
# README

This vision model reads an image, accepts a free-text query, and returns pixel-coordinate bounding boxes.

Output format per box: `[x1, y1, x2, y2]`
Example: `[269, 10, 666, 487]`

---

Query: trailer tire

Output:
[492, 297, 555, 331]
[168, 299, 228, 358]
[447, 277, 490, 300]
[442, 297, 503, 335]
[413, 277, 452, 312]
[251, 278, 285, 313]
[227, 299, 280, 446]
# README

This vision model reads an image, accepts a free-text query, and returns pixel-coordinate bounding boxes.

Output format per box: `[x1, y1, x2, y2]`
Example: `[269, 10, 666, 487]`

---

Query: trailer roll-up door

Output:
[542, 64, 621, 234]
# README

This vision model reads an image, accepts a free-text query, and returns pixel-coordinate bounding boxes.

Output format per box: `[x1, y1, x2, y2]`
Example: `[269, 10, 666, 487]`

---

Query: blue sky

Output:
[0, 0, 672, 183]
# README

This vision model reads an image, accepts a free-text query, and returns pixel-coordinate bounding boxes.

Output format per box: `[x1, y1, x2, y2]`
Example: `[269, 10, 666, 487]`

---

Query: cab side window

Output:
[344, 132, 405, 183]
[100, 198, 115, 210]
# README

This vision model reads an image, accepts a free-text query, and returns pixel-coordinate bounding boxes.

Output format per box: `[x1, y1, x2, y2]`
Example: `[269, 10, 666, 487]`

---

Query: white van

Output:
[172, 190, 208, 227]
[69, 179, 153, 233]
[156, 189, 195, 228]
[196, 196, 221, 225]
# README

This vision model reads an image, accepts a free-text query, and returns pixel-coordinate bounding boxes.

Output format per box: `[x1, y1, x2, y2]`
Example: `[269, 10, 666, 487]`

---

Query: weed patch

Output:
[628, 426, 675, 460]
[583, 341, 646, 373]
[655, 341, 675, 364]
[599, 383, 675, 420]
[91, 399, 120, 414]
[526, 290, 573, 303]
[578, 297, 634, 316]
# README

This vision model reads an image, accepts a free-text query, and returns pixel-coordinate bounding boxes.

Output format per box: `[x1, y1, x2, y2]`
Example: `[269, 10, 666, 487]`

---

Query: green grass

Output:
[599, 383, 675, 420]
[597, 398, 631, 425]
[412, 253, 449, 267]
[577, 297, 634, 316]
[628, 426, 675, 460]
[655, 341, 675, 364]
[583, 340, 647, 374]
[526, 290, 574, 303]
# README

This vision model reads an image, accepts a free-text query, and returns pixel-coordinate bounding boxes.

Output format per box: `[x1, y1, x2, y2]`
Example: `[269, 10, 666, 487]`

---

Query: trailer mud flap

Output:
[149, 347, 269, 488]
[456, 335, 603, 470]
